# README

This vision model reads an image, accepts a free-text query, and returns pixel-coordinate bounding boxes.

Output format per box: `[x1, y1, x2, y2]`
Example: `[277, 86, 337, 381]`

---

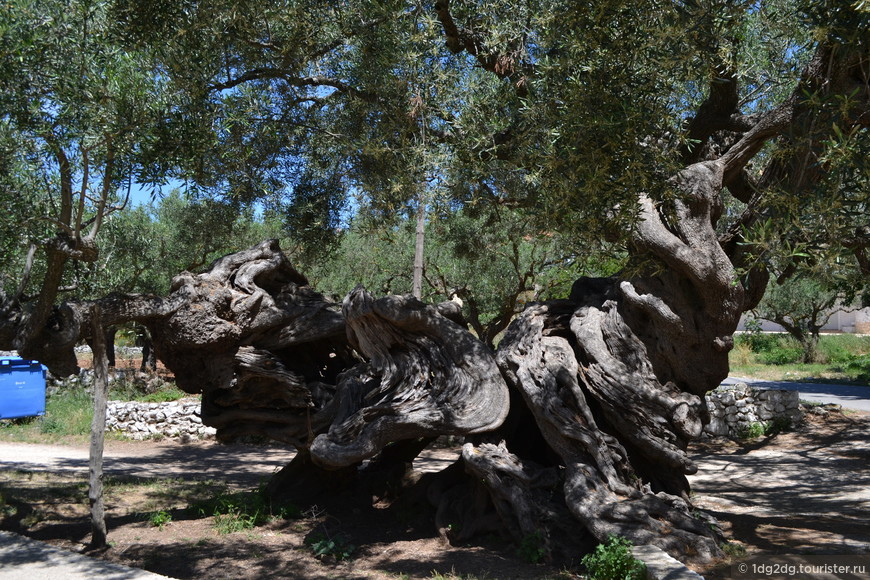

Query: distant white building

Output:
[738, 307, 870, 334]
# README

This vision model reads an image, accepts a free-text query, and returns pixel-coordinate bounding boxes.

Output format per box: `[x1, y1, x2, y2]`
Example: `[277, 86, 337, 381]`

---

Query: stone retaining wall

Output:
[106, 398, 216, 440]
[705, 383, 801, 437]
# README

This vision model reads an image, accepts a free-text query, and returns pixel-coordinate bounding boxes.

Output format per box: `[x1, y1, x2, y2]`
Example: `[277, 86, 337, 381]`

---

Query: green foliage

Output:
[737, 417, 793, 440]
[104, 0, 864, 264]
[106, 375, 186, 404]
[39, 389, 93, 437]
[0, 491, 15, 519]
[135, 387, 187, 404]
[738, 322, 779, 353]
[516, 530, 547, 564]
[212, 509, 259, 535]
[737, 329, 870, 370]
[89, 191, 287, 297]
[191, 484, 300, 534]
[721, 542, 748, 558]
[581, 535, 646, 580]
[306, 532, 355, 561]
[429, 571, 487, 580]
[752, 276, 859, 363]
[0, 0, 185, 302]
[759, 344, 804, 366]
[308, 207, 613, 347]
[844, 354, 870, 383]
[735, 332, 803, 365]
[737, 422, 766, 440]
[147, 509, 172, 529]
[817, 334, 870, 365]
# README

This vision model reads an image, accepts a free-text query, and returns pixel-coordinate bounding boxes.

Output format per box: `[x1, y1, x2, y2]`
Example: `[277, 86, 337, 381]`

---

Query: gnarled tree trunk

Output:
[432, 168, 745, 565]
[146, 239, 358, 447]
[310, 287, 510, 468]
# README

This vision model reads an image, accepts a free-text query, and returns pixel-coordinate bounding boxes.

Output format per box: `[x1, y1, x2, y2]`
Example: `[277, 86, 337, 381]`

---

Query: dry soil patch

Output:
[2, 409, 868, 579]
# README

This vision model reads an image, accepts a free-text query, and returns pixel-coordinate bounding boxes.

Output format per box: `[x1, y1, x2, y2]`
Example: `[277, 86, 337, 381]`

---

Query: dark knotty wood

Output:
[310, 287, 510, 468]
[146, 240, 356, 446]
[493, 293, 721, 561]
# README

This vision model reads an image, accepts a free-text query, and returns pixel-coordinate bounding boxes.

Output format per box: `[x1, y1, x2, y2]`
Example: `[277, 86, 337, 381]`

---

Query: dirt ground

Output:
[1, 408, 869, 579]
[0, 440, 567, 579]
[690, 408, 870, 578]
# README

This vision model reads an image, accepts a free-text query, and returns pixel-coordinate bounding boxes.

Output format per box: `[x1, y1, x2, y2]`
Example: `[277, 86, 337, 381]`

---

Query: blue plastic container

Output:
[0, 357, 47, 419]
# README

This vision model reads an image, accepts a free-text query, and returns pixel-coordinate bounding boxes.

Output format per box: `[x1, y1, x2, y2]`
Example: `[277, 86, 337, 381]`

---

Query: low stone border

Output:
[705, 383, 801, 438]
[632, 545, 705, 580]
[106, 398, 216, 440]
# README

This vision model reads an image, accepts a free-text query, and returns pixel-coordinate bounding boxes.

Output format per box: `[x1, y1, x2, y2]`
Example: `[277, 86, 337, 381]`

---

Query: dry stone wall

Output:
[705, 383, 801, 437]
[106, 398, 216, 440]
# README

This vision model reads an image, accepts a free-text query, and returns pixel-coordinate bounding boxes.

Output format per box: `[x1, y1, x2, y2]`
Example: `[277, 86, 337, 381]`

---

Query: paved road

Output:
[723, 376, 870, 411]
[0, 531, 172, 580]
[0, 440, 297, 488]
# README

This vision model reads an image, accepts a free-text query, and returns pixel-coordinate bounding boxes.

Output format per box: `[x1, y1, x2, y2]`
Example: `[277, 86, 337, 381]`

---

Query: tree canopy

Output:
[100, 0, 868, 279]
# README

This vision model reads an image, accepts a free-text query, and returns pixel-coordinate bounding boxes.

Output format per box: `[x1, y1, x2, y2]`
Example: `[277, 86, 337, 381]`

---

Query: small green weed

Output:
[213, 509, 258, 534]
[581, 535, 646, 580]
[737, 422, 766, 439]
[517, 530, 547, 564]
[148, 509, 172, 529]
[136, 387, 187, 403]
[191, 484, 299, 534]
[738, 417, 792, 440]
[307, 532, 355, 561]
[721, 541, 747, 558]
[0, 492, 16, 518]
[429, 570, 486, 580]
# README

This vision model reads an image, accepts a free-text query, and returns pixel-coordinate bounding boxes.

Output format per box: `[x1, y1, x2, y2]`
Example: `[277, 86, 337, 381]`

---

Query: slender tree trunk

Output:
[413, 193, 425, 300]
[105, 326, 117, 368]
[15, 248, 69, 355]
[139, 326, 157, 372]
[802, 334, 820, 364]
[88, 305, 109, 549]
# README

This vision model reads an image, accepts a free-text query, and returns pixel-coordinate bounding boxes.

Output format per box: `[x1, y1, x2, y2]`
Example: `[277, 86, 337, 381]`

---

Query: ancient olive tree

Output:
[120, 0, 865, 563]
[2, 0, 867, 566]
[410, 0, 868, 560]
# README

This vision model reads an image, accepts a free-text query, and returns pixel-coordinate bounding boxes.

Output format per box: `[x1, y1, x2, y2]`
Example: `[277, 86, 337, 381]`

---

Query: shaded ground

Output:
[690, 407, 870, 578]
[1, 408, 869, 579]
[1, 441, 566, 579]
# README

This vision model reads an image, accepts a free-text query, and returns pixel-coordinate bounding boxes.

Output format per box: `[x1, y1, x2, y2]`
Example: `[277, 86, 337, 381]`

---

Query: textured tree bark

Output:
[137, 326, 157, 372]
[88, 306, 109, 549]
[491, 291, 723, 562]
[0, 237, 728, 563]
[0, 240, 358, 449]
[310, 287, 510, 468]
[145, 239, 357, 446]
